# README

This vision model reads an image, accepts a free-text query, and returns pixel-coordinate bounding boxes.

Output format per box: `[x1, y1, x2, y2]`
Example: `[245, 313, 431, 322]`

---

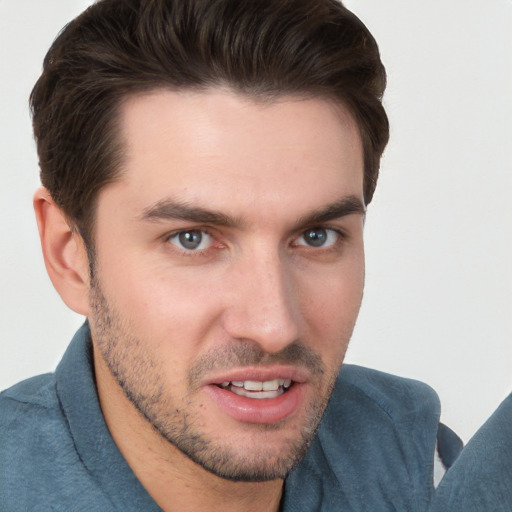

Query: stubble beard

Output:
[88, 275, 339, 482]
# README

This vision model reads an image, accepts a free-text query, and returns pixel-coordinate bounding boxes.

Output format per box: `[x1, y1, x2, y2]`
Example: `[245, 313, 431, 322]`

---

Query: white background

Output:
[0, 0, 510, 443]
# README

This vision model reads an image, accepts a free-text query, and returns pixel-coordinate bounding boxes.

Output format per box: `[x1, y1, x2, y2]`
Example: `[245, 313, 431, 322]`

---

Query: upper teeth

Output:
[221, 379, 292, 391]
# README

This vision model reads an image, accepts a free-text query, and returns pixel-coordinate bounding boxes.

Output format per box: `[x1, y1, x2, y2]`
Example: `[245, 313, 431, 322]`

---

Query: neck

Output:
[93, 347, 283, 512]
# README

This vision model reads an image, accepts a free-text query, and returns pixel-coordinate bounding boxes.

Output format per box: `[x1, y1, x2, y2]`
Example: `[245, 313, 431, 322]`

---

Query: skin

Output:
[37, 89, 366, 512]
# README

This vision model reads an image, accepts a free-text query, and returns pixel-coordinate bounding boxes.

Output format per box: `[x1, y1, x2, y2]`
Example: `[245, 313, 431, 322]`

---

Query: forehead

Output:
[106, 88, 364, 221]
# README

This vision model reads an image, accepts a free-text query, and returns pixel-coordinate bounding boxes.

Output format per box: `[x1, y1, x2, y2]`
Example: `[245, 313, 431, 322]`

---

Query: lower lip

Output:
[205, 383, 306, 424]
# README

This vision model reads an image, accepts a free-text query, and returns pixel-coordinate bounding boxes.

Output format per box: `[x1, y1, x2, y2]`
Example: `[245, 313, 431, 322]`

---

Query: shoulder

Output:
[1, 372, 58, 406]
[0, 373, 112, 510]
[285, 365, 440, 511]
[429, 393, 512, 511]
[331, 364, 440, 426]
[0, 373, 71, 455]
[0, 373, 61, 432]
[1, 374, 70, 495]
[320, 364, 440, 472]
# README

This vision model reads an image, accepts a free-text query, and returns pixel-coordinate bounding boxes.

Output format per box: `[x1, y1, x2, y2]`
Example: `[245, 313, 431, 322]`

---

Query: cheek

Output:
[97, 261, 225, 359]
[298, 256, 365, 357]
[304, 278, 363, 332]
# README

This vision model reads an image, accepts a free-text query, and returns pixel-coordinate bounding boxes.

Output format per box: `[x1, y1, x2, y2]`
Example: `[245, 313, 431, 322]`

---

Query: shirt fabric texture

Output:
[427, 392, 512, 512]
[1, 323, 443, 511]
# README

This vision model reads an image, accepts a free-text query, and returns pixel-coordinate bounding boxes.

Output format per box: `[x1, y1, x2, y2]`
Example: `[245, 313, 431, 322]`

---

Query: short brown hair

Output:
[31, 0, 389, 245]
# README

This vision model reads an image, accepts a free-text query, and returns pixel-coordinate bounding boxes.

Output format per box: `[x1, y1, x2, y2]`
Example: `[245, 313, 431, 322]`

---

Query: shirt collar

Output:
[55, 322, 162, 511]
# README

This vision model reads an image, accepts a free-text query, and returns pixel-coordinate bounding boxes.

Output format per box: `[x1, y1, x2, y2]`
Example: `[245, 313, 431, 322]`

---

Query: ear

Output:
[33, 187, 91, 316]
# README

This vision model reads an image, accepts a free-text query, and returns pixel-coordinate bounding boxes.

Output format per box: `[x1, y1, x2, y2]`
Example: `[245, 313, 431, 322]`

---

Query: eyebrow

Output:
[140, 195, 365, 229]
[293, 195, 366, 229]
[140, 199, 244, 228]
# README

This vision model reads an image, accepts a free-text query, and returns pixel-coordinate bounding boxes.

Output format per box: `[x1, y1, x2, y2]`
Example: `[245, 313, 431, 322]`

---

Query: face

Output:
[88, 89, 365, 482]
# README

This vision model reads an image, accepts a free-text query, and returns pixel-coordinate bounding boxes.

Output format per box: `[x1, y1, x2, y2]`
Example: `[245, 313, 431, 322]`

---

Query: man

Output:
[0, 1, 453, 510]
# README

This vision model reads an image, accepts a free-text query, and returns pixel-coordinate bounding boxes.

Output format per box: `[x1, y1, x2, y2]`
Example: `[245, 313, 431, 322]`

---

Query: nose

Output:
[221, 248, 301, 354]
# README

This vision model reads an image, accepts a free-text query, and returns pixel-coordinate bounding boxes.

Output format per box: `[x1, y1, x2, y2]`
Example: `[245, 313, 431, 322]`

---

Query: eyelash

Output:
[164, 226, 348, 257]
[165, 228, 220, 257]
[293, 227, 347, 250]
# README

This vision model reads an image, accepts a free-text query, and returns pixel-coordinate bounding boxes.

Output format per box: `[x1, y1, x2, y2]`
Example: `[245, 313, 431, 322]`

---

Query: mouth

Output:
[205, 370, 307, 424]
[217, 378, 293, 399]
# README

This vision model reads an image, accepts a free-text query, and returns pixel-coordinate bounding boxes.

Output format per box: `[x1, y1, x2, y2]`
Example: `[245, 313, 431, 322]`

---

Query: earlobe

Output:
[33, 187, 91, 316]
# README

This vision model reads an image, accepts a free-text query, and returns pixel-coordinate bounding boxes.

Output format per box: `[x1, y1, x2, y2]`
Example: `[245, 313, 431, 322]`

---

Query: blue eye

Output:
[169, 229, 213, 251]
[296, 227, 338, 248]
